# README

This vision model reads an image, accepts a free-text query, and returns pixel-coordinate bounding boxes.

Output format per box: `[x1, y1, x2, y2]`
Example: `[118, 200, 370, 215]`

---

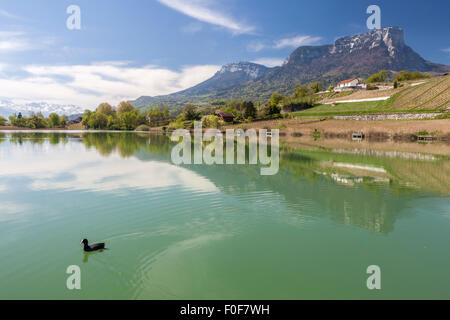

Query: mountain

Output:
[228, 26, 450, 98]
[131, 27, 450, 109]
[131, 62, 273, 109]
[0, 99, 84, 118]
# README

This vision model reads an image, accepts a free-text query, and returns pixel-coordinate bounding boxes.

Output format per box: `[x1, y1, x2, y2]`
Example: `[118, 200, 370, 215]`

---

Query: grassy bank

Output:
[299, 74, 450, 116]
[223, 118, 450, 140]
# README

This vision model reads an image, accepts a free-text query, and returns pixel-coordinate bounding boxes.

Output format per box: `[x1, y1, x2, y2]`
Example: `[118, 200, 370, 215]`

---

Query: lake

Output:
[0, 131, 449, 299]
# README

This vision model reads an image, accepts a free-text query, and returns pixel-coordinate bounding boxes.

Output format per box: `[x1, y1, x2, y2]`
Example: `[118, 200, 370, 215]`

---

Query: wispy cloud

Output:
[442, 48, 450, 53]
[156, 0, 254, 34]
[0, 62, 221, 110]
[248, 35, 323, 52]
[0, 31, 32, 52]
[0, 9, 21, 20]
[274, 35, 322, 49]
[247, 41, 266, 52]
[252, 58, 284, 68]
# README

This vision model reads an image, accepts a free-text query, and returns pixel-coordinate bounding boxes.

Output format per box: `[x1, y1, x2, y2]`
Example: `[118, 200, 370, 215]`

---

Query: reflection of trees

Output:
[5, 132, 172, 159]
[3, 131, 446, 234]
[81, 132, 172, 158]
[7, 132, 75, 145]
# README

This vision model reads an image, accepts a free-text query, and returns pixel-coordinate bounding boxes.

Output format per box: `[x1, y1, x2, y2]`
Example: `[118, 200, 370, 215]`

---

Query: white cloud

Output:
[274, 35, 322, 49]
[252, 58, 284, 68]
[0, 62, 221, 110]
[442, 48, 450, 53]
[247, 41, 265, 52]
[0, 30, 32, 52]
[156, 0, 254, 34]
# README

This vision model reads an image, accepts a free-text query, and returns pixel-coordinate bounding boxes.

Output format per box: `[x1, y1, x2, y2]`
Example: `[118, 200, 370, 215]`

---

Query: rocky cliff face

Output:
[181, 62, 271, 95]
[331, 26, 405, 57]
[217, 62, 271, 80]
[281, 26, 449, 81]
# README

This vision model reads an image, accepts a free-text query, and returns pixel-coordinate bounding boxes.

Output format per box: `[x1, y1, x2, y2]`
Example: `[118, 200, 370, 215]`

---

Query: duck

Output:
[80, 238, 106, 252]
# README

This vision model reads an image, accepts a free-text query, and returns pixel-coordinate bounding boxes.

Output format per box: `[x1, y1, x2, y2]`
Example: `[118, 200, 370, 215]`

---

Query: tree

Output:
[0, 116, 7, 126]
[327, 85, 334, 92]
[117, 101, 135, 116]
[97, 103, 114, 115]
[182, 104, 199, 121]
[269, 93, 286, 107]
[242, 101, 256, 119]
[9, 114, 26, 127]
[81, 110, 92, 128]
[49, 113, 61, 128]
[264, 103, 281, 116]
[88, 112, 108, 129]
[119, 110, 139, 130]
[28, 113, 47, 128]
[60, 115, 68, 127]
[293, 85, 309, 98]
[393, 79, 399, 89]
[310, 82, 323, 93]
[366, 70, 388, 83]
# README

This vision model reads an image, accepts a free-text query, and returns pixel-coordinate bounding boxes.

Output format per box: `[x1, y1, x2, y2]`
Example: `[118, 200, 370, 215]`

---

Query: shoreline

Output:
[2, 118, 450, 140]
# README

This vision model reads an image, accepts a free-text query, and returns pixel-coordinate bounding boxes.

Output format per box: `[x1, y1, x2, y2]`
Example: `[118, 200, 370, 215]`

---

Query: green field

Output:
[295, 75, 450, 116]
[294, 100, 387, 116]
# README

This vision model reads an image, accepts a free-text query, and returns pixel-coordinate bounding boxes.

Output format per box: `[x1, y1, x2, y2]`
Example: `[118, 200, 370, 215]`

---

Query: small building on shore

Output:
[215, 110, 235, 123]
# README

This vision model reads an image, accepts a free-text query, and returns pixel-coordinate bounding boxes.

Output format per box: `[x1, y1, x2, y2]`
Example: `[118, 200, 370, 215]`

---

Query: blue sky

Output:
[0, 0, 449, 113]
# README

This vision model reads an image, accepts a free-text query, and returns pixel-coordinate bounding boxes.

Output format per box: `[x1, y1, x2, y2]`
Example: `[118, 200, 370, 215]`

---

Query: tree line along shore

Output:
[1, 70, 448, 133]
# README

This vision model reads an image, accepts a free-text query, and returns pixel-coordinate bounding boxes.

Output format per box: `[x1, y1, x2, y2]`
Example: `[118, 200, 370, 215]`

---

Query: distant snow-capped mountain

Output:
[0, 99, 84, 118]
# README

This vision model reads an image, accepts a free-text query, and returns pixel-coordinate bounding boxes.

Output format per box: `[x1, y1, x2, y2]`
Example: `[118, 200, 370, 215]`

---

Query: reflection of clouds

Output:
[0, 184, 6, 192]
[0, 202, 30, 222]
[333, 162, 386, 173]
[0, 141, 218, 194]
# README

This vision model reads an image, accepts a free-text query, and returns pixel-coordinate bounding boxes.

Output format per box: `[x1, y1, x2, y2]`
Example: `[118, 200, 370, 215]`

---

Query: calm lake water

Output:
[0, 131, 449, 299]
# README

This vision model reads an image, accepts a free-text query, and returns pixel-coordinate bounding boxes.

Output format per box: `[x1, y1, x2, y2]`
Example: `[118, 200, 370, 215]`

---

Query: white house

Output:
[336, 78, 360, 88]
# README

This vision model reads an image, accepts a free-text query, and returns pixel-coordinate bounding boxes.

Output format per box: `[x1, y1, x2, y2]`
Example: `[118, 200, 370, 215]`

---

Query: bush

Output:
[202, 115, 220, 128]
[135, 125, 150, 131]
[169, 118, 186, 129]
[394, 70, 430, 82]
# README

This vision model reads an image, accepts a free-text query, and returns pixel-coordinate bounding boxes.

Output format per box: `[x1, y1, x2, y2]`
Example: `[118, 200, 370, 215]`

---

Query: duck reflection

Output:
[82, 250, 105, 263]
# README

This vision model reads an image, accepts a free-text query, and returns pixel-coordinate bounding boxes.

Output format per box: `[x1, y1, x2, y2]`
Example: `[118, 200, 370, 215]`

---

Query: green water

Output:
[0, 132, 449, 299]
